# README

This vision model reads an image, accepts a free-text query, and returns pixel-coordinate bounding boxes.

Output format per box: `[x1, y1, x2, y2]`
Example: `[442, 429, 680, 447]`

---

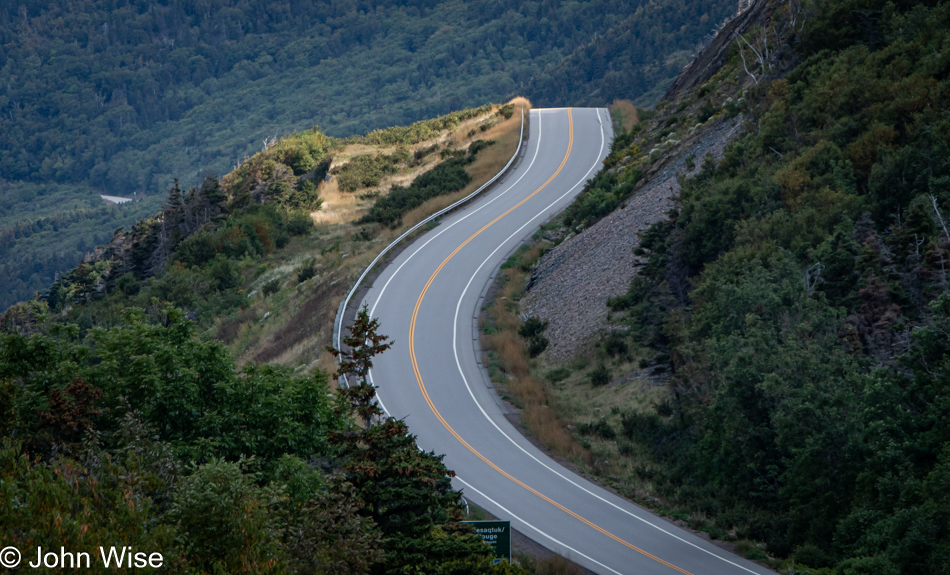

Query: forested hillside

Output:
[486, 0, 950, 573]
[0, 102, 534, 573]
[0, 0, 736, 311]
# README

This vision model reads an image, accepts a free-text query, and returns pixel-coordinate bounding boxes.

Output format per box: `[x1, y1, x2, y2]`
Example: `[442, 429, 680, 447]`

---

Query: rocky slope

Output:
[521, 0, 789, 363]
[523, 117, 742, 363]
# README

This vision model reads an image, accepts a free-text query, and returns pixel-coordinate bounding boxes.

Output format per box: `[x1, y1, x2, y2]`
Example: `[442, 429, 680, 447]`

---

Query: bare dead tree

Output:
[737, 22, 775, 85]
[788, 0, 807, 32]
[931, 195, 950, 243]
[738, 40, 759, 85]
[804, 262, 824, 295]
[936, 246, 948, 291]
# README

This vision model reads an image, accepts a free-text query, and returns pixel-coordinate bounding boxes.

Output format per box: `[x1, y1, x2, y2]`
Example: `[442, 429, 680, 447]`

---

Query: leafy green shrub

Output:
[175, 231, 217, 267]
[208, 253, 241, 290]
[359, 150, 476, 227]
[171, 459, 283, 571]
[333, 151, 407, 192]
[791, 543, 833, 569]
[468, 139, 495, 155]
[697, 102, 718, 122]
[546, 367, 571, 382]
[286, 210, 314, 236]
[115, 272, 140, 296]
[733, 541, 767, 562]
[285, 177, 325, 211]
[519, 316, 549, 357]
[603, 332, 628, 357]
[225, 130, 331, 203]
[578, 418, 616, 440]
[262, 278, 281, 296]
[589, 364, 611, 386]
[527, 336, 549, 357]
[284, 148, 317, 175]
[413, 143, 440, 163]
[518, 317, 548, 339]
[350, 106, 492, 146]
[297, 259, 317, 283]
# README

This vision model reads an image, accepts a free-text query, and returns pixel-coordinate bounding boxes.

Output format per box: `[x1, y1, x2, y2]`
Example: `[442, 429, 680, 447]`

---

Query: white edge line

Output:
[334, 108, 527, 361]
[454, 476, 622, 575]
[369, 110, 544, 421]
[370, 108, 767, 575]
[449, 108, 763, 575]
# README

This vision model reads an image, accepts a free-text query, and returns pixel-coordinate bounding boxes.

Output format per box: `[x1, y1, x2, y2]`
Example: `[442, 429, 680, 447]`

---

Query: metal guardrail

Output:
[332, 109, 527, 385]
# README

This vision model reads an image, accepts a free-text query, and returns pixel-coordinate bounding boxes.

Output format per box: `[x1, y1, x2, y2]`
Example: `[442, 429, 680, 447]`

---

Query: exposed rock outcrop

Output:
[664, 0, 775, 101]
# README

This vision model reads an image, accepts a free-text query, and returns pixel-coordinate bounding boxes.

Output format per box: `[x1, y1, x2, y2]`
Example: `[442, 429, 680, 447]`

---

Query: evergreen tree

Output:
[329, 305, 392, 427]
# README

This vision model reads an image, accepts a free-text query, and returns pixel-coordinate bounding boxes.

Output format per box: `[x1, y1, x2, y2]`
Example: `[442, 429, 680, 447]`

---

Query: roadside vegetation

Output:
[482, 241, 591, 464]
[485, 1, 950, 573]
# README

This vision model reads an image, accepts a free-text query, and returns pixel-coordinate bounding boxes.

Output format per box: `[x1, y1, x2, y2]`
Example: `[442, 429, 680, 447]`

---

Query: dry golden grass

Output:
[481, 242, 592, 465]
[476, 222, 679, 502]
[524, 403, 589, 462]
[459, 98, 530, 191]
[609, 99, 640, 133]
[310, 178, 369, 224]
[236, 98, 532, 375]
[328, 101, 519, 197]
[507, 375, 545, 406]
[372, 97, 531, 237]
[485, 332, 530, 378]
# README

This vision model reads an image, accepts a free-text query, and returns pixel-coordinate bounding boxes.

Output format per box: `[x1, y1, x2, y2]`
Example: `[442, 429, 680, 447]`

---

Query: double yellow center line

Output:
[406, 109, 695, 575]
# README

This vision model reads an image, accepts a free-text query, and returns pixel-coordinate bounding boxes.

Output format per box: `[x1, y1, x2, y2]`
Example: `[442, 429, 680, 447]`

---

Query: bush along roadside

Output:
[480, 239, 591, 464]
[359, 141, 495, 228]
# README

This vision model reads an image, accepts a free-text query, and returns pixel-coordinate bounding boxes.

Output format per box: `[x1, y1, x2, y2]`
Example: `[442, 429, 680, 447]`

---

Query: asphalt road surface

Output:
[361, 108, 776, 575]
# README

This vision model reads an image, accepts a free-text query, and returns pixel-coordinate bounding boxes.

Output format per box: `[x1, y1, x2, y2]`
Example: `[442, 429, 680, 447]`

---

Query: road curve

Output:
[361, 108, 775, 575]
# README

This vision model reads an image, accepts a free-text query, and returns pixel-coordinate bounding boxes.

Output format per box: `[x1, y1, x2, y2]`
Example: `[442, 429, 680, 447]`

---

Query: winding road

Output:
[360, 108, 775, 575]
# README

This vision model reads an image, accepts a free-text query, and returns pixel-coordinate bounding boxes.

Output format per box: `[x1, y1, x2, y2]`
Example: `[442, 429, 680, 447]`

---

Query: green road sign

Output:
[463, 520, 511, 562]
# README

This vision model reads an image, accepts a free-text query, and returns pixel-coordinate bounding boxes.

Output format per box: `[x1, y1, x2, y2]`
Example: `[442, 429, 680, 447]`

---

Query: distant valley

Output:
[0, 0, 735, 310]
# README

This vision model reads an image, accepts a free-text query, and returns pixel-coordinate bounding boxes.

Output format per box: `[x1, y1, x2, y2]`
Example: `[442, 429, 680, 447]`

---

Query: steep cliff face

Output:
[524, 0, 796, 363]
[522, 118, 742, 362]
[663, 0, 776, 100]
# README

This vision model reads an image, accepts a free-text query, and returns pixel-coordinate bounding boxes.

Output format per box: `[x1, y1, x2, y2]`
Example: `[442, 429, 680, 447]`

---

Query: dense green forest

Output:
[0, 183, 164, 312]
[557, 0, 950, 572]
[0, 306, 523, 574]
[0, 0, 737, 312]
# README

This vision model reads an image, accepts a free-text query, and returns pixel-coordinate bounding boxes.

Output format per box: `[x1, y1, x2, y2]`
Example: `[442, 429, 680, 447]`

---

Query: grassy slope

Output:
[14, 99, 531, 381]
[226, 99, 530, 374]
